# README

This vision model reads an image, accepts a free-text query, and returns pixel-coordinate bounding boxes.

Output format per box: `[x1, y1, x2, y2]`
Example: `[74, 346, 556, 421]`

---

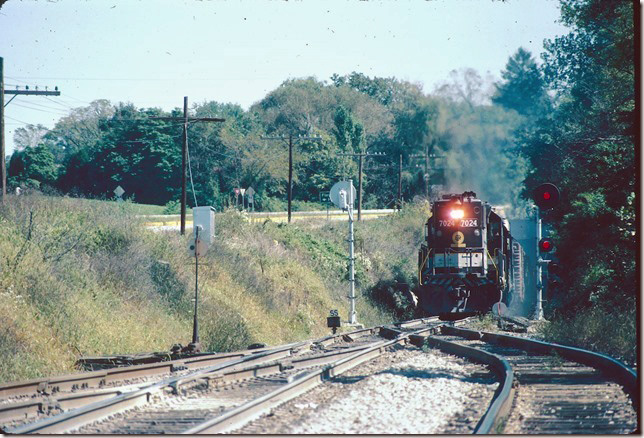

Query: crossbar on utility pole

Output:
[262, 133, 321, 223]
[1, 57, 62, 204]
[338, 151, 386, 220]
[149, 97, 225, 235]
[409, 150, 444, 201]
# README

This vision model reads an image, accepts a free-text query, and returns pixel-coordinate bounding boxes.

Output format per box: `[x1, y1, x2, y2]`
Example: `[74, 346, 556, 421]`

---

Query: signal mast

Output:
[532, 183, 560, 320]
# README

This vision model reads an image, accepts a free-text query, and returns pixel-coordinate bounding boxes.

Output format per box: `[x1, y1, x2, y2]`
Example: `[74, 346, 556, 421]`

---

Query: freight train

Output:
[412, 191, 526, 319]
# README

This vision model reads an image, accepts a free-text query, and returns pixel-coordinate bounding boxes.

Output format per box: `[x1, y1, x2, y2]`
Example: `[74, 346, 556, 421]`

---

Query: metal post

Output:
[181, 96, 188, 235]
[287, 133, 293, 224]
[0, 57, 5, 204]
[348, 179, 357, 325]
[534, 208, 544, 320]
[192, 226, 200, 344]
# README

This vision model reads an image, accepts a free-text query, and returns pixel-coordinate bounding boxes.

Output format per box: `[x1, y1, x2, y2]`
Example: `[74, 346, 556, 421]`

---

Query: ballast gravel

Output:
[235, 346, 497, 434]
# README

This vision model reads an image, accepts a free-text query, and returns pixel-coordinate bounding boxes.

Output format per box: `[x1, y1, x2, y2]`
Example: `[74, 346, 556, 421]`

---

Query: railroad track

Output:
[2, 317, 637, 434]
[1, 320, 441, 434]
[409, 325, 639, 434]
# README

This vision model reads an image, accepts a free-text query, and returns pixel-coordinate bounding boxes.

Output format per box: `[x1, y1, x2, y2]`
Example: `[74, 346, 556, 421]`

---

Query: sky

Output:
[0, 0, 569, 155]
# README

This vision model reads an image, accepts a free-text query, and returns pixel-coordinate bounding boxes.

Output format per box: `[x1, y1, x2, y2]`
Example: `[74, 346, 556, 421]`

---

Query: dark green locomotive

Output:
[414, 191, 525, 318]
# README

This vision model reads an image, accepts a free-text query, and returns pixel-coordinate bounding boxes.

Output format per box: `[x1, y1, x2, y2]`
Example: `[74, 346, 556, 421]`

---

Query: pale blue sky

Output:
[0, 0, 568, 154]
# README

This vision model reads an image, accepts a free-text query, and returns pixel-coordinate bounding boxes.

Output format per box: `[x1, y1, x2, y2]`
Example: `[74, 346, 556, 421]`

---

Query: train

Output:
[411, 191, 526, 319]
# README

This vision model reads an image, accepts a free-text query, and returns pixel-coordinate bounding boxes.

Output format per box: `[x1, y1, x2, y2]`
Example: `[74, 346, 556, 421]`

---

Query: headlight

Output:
[449, 209, 464, 219]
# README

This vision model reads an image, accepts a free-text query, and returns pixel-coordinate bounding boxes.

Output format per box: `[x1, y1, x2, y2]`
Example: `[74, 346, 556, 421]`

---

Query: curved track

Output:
[412, 325, 638, 434]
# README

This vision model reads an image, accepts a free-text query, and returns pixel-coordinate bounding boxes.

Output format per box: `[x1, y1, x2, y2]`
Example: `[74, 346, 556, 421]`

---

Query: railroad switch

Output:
[185, 342, 201, 353]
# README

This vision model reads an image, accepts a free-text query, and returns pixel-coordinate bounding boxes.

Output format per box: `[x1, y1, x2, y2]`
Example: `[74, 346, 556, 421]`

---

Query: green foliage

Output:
[492, 47, 551, 119]
[520, 0, 635, 320]
[8, 144, 58, 187]
[163, 200, 181, 214]
[540, 305, 636, 365]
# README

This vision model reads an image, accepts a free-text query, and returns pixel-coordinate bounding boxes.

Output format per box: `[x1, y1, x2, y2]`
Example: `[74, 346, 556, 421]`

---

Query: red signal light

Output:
[533, 183, 560, 209]
[539, 238, 553, 252]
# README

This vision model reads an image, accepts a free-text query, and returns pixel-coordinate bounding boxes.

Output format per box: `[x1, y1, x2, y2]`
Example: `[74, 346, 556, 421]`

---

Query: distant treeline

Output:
[9, 69, 532, 212]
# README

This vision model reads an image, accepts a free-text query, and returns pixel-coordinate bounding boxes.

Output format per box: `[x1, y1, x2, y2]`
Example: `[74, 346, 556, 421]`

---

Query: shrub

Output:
[539, 305, 636, 366]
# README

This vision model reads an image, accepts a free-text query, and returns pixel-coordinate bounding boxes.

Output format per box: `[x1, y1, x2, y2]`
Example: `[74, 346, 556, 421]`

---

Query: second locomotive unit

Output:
[413, 191, 526, 318]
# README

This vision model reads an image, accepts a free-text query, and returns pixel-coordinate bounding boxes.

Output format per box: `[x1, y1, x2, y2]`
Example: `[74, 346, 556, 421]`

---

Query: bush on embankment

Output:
[539, 304, 636, 366]
[0, 195, 427, 383]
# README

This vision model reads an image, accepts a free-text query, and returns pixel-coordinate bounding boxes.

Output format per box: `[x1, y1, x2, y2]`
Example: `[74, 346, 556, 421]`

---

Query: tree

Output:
[434, 68, 495, 110]
[44, 99, 115, 163]
[8, 144, 58, 187]
[521, 0, 635, 314]
[492, 47, 552, 119]
[13, 124, 49, 151]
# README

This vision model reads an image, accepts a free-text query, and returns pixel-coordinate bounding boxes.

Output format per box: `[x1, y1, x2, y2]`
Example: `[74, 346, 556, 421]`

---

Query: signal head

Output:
[539, 238, 554, 252]
[533, 183, 560, 210]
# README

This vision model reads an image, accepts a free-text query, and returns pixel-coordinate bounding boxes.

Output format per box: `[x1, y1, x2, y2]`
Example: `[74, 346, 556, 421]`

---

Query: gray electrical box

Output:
[193, 206, 215, 245]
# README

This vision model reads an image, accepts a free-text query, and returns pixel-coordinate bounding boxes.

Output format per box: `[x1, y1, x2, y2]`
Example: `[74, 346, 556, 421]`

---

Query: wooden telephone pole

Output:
[262, 133, 321, 223]
[338, 150, 386, 220]
[150, 97, 225, 235]
[1, 57, 61, 203]
[398, 154, 402, 210]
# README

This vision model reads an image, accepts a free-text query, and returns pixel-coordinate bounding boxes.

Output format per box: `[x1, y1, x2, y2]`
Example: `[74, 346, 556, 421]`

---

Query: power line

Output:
[10, 101, 68, 115]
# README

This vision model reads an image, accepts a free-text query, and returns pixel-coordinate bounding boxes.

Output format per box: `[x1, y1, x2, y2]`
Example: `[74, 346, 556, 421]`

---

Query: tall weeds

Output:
[0, 196, 426, 383]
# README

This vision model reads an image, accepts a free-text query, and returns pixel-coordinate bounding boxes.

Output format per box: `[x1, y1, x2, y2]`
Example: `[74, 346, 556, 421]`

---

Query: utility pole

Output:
[425, 143, 430, 199]
[338, 150, 386, 221]
[150, 97, 225, 235]
[1, 57, 61, 203]
[397, 154, 402, 210]
[182, 97, 188, 235]
[410, 150, 443, 201]
[1, 57, 4, 204]
[288, 133, 293, 222]
[262, 133, 321, 223]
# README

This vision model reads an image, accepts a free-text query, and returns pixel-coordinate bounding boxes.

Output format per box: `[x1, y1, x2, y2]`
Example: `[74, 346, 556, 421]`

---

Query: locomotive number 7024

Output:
[438, 219, 479, 227]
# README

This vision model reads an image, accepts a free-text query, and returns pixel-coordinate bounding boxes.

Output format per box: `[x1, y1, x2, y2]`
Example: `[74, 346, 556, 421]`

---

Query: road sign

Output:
[240, 188, 246, 196]
[329, 181, 356, 210]
[246, 186, 255, 196]
[114, 185, 125, 198]
[233, 188, 240, 195]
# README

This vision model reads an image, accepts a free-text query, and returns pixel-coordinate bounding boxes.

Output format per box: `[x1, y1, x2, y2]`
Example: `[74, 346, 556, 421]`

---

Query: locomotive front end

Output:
[417, 192, 501, 317]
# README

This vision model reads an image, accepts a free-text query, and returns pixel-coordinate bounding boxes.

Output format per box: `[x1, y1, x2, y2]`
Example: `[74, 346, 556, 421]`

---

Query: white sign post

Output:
[246, 186, 256, 212]
[330, 180, 358, 326]
[114, 185, 125, 203]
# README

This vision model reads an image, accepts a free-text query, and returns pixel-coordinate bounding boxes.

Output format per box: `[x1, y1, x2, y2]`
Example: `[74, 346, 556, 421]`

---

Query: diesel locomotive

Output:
[413, 191, 526, 318]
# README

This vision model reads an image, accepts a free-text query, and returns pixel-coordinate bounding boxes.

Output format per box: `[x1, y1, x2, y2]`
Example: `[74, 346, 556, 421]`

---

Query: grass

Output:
[0, 194, 426, 383]
[539, 305, 637, 366]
